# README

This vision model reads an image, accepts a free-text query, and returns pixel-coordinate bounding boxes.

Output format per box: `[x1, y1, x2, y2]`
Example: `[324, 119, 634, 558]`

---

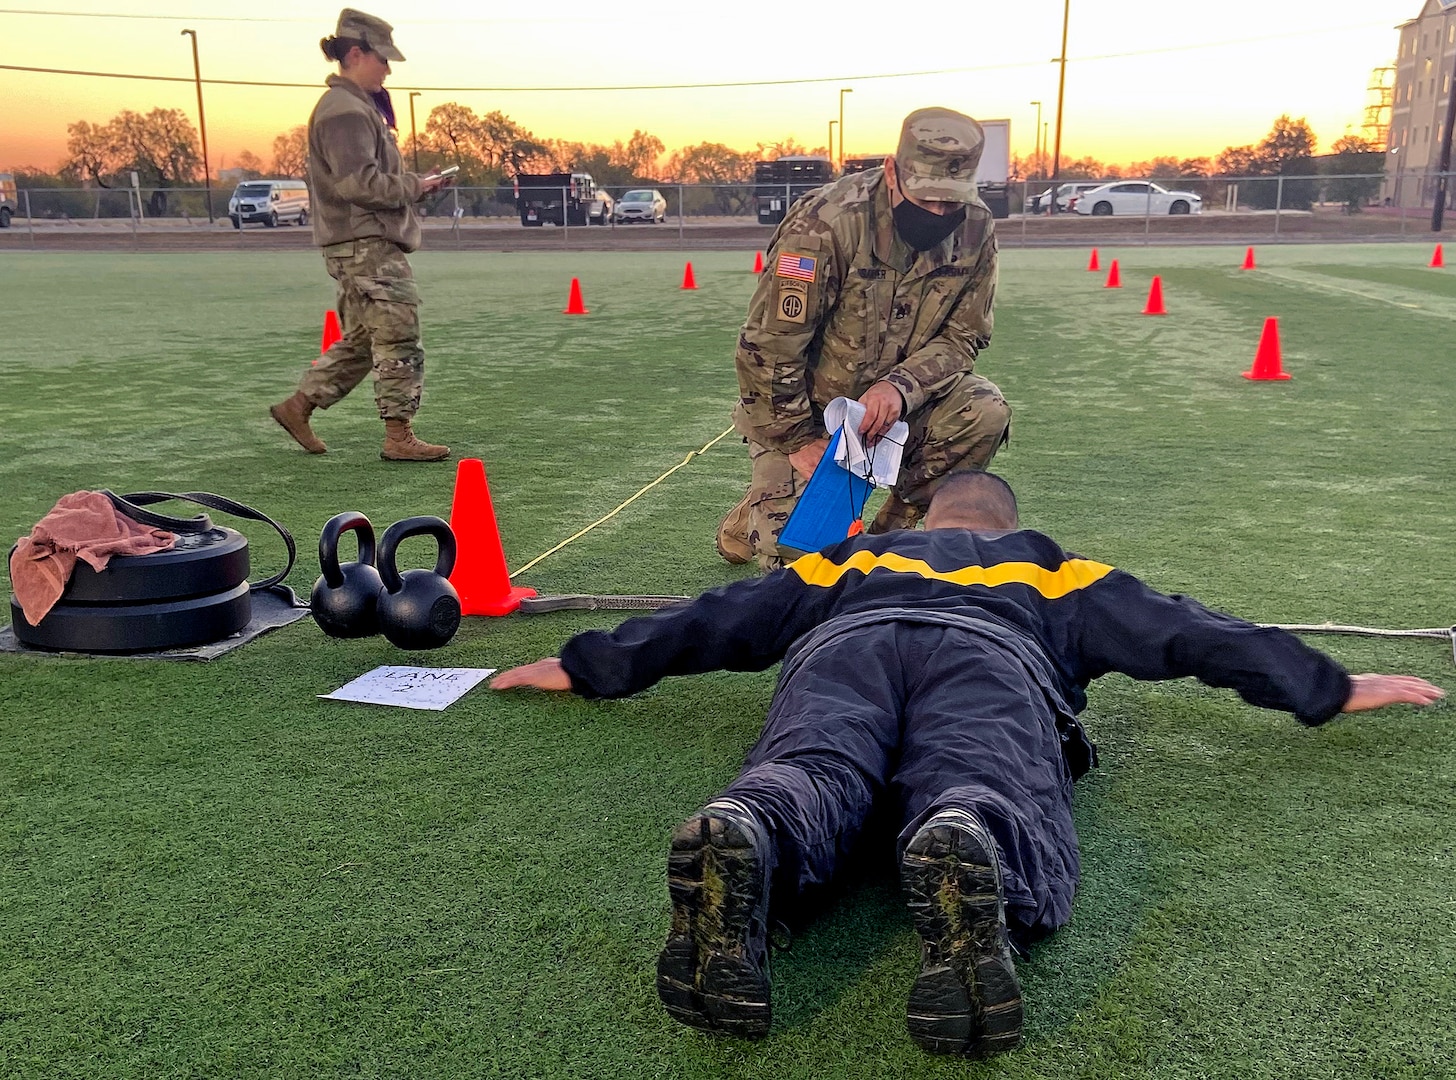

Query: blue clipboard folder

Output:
[777, 430, 873, 556]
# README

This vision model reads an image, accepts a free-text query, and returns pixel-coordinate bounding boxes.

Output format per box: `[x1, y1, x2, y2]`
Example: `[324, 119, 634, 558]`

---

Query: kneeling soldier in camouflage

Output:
[720, 107, 1011, 570]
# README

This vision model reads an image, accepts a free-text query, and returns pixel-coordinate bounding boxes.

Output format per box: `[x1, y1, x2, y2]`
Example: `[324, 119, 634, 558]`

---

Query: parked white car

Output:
[1070, 181, 1202, 216]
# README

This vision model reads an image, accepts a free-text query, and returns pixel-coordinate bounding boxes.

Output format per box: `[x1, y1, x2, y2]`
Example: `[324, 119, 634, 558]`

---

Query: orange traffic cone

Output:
[1142, 275, 1167, 315]
[447, 458, 537, 616]
[1088, 248, 1100, 271]
[1431, 243, 1445, 268]
[563, 277, 588, 315]
[1104, 260, 1122, 288]
[1242, 246, 1257, 270]
[312, 309, 342, 366]
[753, 250, 765, 274]
[321, 310, 342, 352]
[1242, 317, 1291, 381]
[681, 262, 697, 290]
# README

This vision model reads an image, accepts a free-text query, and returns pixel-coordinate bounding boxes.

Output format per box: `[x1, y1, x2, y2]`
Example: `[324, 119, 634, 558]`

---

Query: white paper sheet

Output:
[823, 397, 908, 487]
[320, 666, 497, 711]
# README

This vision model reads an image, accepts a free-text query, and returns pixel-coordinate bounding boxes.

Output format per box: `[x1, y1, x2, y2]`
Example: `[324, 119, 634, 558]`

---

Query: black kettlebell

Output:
[311, 512, 384, 638]
[376, 516, 461, 650]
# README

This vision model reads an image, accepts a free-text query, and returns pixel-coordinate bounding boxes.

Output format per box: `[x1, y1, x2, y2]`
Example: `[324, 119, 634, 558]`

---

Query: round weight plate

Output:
[54, 527, 250, 604]
[11, 582, 252, 653]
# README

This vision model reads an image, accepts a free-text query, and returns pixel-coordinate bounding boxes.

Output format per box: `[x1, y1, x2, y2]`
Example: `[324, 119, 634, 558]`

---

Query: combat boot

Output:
[715, 491, 754, 565]
[869, 493, 924, 533]
[657, 799, 773, 1038]
[381, 419, 450, 462]
[269, 391, 326, 454]
[901, 807, 1023, 1058]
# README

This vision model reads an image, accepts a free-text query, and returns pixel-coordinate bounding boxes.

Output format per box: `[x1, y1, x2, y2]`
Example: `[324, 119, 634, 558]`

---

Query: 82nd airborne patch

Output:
[774, 251, 816, 325]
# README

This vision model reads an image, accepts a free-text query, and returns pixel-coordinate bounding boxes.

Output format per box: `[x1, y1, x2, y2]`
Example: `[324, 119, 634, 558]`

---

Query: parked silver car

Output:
[612, 188, 667, 224]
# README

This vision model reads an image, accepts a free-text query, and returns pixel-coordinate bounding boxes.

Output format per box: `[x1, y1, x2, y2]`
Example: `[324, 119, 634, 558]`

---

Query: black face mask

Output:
[892, 195, 966, 251]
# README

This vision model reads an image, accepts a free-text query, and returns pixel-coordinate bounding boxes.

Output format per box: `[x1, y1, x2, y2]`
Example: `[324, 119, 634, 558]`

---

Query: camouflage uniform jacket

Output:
[307, 75, 423, 253]
[732, 168, 998, 454]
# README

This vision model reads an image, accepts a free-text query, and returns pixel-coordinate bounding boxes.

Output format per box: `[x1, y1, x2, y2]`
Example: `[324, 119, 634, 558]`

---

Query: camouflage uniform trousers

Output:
[299, 237, 425, 421]
[742, 372, 1011, 571]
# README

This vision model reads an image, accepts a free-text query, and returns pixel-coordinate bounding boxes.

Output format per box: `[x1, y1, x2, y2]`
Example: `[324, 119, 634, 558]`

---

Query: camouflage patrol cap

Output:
[335, 8, 405, 61]
[895, 108, 985, 203]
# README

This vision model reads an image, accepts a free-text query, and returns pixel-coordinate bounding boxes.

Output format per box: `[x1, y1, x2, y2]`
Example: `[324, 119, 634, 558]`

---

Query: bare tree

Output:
[233, 150, 265, 179]
[60, 108, 201, 212]
[271, 126, 308, 178]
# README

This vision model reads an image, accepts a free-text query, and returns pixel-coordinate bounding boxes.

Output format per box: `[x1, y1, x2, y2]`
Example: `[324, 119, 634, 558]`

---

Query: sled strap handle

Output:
[105, 490, 297, 592]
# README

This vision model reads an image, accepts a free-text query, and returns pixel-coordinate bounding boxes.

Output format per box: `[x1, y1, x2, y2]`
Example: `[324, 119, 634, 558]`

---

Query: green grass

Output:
[2, 242, 1454, 1079]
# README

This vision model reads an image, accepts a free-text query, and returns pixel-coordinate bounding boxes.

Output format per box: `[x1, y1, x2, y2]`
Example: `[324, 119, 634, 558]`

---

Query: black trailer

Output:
[513, 172, 612, 226]
[753, 156, 834, 225]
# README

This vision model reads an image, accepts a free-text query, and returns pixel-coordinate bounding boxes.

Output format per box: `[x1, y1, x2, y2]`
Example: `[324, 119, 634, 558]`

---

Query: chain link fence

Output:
[3, 173, 1451, 250]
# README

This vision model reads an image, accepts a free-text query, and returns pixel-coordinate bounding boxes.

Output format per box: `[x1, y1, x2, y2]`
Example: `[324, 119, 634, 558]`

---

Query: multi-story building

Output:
[1385, 0, 1456, 207]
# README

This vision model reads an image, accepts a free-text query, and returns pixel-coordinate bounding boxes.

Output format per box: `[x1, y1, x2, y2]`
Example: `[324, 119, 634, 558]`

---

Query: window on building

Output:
[1445, 74, 1451, 94]
[1425, 126, 1431, 144]
[1450, 25, 1455, 44]
[1424, 58, 1433, 75]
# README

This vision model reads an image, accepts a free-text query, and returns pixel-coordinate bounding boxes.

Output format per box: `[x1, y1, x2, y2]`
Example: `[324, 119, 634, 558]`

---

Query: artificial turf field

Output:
[2, 243, 1454, 1079]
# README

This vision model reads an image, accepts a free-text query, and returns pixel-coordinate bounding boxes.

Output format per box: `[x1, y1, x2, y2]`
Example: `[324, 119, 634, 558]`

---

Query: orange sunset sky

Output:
[1, 1, 1426, 174]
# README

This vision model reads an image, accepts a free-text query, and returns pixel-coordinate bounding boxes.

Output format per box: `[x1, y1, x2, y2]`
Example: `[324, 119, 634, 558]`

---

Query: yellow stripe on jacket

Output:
[789, 549, 1115, 599]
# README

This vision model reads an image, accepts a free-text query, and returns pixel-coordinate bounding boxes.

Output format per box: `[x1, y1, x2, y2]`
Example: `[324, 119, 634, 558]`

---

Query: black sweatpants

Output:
[719, 620, 1080, 942]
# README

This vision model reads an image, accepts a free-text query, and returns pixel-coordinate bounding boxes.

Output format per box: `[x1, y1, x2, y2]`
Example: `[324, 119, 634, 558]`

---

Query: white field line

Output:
[1256, 267, 1456, 319]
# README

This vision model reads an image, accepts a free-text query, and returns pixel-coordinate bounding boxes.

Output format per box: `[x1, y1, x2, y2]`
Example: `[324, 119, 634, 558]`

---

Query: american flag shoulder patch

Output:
[775, 253, 818, 282]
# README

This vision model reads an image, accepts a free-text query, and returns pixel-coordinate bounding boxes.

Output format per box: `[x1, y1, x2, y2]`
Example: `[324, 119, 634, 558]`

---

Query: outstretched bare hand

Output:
[490, 658, 572, 692]
[1341, 673, 1446, 713]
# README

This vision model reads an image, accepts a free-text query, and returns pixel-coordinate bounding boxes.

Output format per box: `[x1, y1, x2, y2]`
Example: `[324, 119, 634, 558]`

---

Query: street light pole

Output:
[408, 91, 422, 174]
[180, 28, 213, 223]
[1029, 100, 1043, 176]
[1431, 47, 1456, 231]
[828, 120, 837, 167]
[1048, 0, 1070, 214]
[838, 87, 853, 171]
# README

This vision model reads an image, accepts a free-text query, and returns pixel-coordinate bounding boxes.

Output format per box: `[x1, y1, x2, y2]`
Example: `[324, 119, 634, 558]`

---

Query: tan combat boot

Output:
[381, 419, 450, 462]
[715, 491, 754, 565]
[269, 391, 326, 454]
[869, 493, 924, 533]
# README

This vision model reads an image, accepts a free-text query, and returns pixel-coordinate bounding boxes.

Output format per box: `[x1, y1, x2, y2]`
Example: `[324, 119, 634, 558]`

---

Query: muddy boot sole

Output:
[901, 808, 1022, 1058]
[656, 808, 771, 1037]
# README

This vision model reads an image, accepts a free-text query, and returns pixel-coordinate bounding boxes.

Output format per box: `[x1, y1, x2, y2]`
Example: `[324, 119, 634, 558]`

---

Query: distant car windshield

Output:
[236, 184, 271, 197]
[622, 191, 653, 202]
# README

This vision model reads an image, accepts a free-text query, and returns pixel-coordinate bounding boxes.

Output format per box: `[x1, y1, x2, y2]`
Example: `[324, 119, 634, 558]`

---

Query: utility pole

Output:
[1048, 0, 1070, 213]
[1030, 100, 1043, 176]
[828, 120, 837, 168]
[180, 29, 214, 223]
[1432, 48, 1456, 231]
[839, 87, 853, 171]
[408, 91, 422, 173]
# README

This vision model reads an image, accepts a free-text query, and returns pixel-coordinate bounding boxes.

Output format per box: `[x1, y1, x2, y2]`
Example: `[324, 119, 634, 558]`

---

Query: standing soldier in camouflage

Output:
[270, 8, 454, 462]
[718, 107, 1010, 570]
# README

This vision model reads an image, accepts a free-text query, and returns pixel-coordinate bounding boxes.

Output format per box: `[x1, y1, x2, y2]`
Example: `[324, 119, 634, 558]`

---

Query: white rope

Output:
[1263, 622, 1456, 664]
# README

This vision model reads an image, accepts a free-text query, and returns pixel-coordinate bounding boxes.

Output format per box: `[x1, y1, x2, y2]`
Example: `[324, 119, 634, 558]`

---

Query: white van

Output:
[228, 179, 310, 229]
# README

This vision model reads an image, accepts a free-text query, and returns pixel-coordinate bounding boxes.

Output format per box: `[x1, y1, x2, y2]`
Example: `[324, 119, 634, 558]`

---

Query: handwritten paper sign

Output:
[320, 666, 497, 711]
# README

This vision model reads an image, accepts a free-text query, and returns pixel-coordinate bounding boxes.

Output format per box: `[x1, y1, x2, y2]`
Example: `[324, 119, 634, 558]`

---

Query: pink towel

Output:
[10, 491, 175, 625]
